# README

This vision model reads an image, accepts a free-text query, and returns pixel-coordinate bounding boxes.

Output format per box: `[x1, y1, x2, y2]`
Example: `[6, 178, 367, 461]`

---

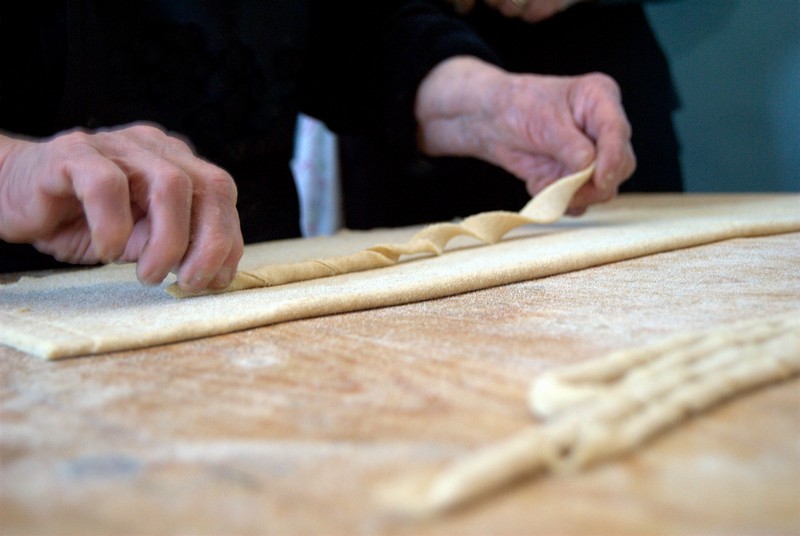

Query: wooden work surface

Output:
[1, 230, 799, 535]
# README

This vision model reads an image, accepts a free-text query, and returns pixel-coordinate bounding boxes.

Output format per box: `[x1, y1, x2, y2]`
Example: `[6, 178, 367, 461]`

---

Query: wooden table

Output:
[1, 232, 798, 535]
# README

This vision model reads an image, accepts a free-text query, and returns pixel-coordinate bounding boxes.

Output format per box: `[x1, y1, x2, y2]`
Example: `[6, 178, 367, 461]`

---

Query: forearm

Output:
[411, 54, 636, 211]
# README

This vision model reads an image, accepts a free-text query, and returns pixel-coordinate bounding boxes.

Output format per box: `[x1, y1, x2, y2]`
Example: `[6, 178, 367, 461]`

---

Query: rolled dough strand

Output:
[620, 316, 790, 385]
[542, 315, 800, 470]
[530, 332, 712, 416]
[385, 327, 799, 516]
[562, 333, 800, 471]
[378, 312, 800, 517]
[596, 319, 792, 410]
[375, 423, 579, 518]
[530, 314, 797, 417]
[166, 164, 595, 298]
[534, 315, 800, 449]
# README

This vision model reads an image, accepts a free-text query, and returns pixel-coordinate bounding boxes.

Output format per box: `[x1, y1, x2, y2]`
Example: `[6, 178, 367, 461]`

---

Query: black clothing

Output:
[0, 0, 498, 272]
[341, 1, 683, 229]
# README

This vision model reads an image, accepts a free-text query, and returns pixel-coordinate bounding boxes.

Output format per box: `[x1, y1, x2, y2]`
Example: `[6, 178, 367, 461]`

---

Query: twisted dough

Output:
[378, 312, 800, 517]
[166, 164, 595, 298]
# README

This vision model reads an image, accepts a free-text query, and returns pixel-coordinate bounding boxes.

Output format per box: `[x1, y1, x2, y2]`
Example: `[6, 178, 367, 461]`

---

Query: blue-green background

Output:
[646, 0, 799, 191]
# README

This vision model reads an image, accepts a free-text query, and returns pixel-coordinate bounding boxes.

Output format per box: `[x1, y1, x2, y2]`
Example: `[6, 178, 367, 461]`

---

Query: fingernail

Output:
[184, 272, 212, 292]
[601, 172, 616, 191]
[96, 246, 122, 265]
[575, 149, 593, 168]
[210, 267, 233, 289]
[136, 267, 161, 287]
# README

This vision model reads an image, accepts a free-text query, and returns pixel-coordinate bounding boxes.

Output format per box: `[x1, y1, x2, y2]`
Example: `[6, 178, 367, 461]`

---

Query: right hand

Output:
[415, 57, 636, 215]
[0, 123, 244, 292]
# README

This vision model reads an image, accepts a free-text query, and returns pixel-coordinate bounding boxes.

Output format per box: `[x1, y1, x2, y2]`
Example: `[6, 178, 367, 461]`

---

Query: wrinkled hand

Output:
[0, 123, 243, 291]
[449, 0, 586, 23]
[415, 57, 635, 214]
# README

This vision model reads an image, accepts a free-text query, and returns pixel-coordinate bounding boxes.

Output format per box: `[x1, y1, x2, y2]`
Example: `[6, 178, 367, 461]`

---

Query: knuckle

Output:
[122, 122, 193, 154]
[197, 232, 233, 264]
[161, 240, 190, 266]
[581, 73, 624, 107]
[126, 122, 165, 139]
[202, 167, 238, 203]
[54, 129, 93, 152]
[165, 131, 194, 153]
[152, 167, 193, 202]
[89, 169, 125, 191]
[78, 167, 128, 204]
[585, 72, 619, 92]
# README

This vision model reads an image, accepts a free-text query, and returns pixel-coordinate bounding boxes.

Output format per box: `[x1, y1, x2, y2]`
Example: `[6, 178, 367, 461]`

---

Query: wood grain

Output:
[1, 232, 798, 535]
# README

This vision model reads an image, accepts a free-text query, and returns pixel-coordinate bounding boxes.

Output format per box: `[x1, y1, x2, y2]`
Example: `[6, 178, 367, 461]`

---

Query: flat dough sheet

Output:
[1, 194, 798, 360]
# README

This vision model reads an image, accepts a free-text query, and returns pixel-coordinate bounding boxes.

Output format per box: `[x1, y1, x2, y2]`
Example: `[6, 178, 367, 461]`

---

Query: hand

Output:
[448, 0, 587, 23]
[415, 56, 636, 214]
[0, 123, 244, 292]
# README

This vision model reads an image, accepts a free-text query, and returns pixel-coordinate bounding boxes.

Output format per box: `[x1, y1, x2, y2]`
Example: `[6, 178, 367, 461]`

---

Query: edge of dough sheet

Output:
[1, 194, 799, 360]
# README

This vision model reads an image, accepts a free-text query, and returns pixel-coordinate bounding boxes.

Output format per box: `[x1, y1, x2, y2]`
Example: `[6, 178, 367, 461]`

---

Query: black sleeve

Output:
[300, 0, 501, 156]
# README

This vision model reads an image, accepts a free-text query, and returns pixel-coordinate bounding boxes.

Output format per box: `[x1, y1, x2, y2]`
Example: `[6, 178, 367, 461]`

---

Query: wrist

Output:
[0, 134, 36, 243]
[415, 56, 504, 119]
[414, 56, 506, 156]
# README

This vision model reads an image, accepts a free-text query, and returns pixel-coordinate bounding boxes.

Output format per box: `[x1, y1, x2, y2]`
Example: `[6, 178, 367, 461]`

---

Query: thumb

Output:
[546, 123, 596, 174]
[518, 92, 596, 174]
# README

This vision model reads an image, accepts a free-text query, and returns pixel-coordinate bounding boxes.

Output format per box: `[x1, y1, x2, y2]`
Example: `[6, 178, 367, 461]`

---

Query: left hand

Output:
[0, 123, 243, 291]
[415, 56, 636, 214]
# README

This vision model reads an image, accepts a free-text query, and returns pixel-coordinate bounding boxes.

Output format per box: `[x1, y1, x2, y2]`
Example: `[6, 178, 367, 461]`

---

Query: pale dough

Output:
[377, 312, 800, 517]
[166, 164, 595, 297]
[0, 194, 798, 359]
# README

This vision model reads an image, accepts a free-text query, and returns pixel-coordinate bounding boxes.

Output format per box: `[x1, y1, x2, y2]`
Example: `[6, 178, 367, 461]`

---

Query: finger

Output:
[64, 147, 134, 262]
[488, 78, 597, 189]
[595, 131, 636, 195]
[102, 124, 214, 286]
[119, 214, 150, 264]
[592, 113, 636, 193]
[567, 177, 618, 214]
[566, 147, 628, 213]
[588, 103, 635, 193]
[518, 157, 574, 196]
[522, 108, 596, 175]
[129, 159, 194, 286]
[173, 161, 241, 292]
[553, 127, 596, 174]
[209, 236, 244, 290]
[573, 74, 636, 192]
[111, 124, 241, 289]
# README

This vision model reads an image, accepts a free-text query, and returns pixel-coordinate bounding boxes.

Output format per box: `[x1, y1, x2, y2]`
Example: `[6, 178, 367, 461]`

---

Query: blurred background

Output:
[293, 0, 799, 236]
[646, 0, 799, 192]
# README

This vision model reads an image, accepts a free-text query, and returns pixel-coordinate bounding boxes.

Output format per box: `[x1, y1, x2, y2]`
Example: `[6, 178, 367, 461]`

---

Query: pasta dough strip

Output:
[377, 312, 800, 517]
[166, 164, 595, 298]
